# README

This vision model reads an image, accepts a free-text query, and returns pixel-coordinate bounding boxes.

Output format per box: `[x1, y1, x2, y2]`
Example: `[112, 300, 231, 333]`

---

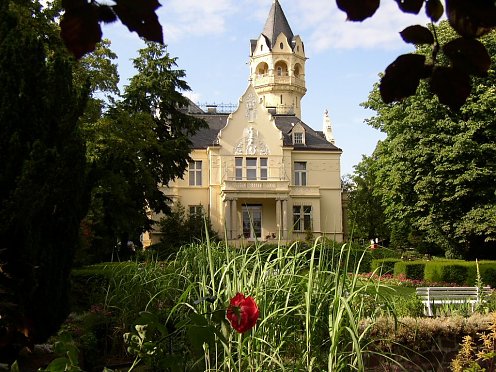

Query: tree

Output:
[156, 201, 219, 259]
[0, 0, 89, 357]
[346, 155, 390, 245]
[82, 43, 207, 262]
[363, 22, 496, 259]
[337, 0, 496, 110]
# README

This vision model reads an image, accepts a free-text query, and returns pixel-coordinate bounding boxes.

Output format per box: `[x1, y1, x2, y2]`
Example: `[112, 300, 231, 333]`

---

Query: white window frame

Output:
[293, 132, 304, 144]
[189, 160, 202, 186]
[234, 157, 269, 180]
[293, 205, 312, 232]
[294, 161, 307, 186]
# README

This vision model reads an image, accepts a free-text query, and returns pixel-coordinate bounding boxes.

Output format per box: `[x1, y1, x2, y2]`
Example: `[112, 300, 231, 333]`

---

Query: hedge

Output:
[394, 261, 426, 280]
[371, 258, 401, 275]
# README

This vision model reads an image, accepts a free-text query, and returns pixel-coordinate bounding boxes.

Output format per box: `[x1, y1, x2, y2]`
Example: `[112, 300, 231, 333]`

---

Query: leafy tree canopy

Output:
[362, 21, 496, 259]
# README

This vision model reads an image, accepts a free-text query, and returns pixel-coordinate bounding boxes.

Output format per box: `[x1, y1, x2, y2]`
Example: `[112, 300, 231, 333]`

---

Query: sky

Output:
[102, 0, 432, 176]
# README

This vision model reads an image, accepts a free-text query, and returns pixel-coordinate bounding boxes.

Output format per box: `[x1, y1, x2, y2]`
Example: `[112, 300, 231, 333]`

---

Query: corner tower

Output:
[249, 0, 307, 118]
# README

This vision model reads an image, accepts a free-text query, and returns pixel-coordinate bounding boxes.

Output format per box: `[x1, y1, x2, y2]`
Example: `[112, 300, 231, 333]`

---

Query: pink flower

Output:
[226, 293, 259, 333]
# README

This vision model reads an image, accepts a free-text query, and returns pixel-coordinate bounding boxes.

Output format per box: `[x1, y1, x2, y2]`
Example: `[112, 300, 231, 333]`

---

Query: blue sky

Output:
[102, 0, 432, 175]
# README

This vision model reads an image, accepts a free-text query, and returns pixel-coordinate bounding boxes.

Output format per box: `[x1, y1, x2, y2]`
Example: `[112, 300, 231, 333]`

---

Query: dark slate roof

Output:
[262, 0, 294, 50]
[189, 113, 341, 152]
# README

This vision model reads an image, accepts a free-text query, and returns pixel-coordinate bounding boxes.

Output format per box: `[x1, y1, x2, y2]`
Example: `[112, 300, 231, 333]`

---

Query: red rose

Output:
[226, 293, 259, 333]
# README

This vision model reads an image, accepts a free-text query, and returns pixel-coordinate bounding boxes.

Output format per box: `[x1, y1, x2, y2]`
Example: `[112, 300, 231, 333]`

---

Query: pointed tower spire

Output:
[249, 0, 307, 118]
[323, 109, 335, 144]
[262, 0, 294, 49]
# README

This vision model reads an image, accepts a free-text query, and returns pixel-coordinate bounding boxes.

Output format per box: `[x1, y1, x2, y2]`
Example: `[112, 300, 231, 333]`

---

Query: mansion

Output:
[142, 0, 343, 246]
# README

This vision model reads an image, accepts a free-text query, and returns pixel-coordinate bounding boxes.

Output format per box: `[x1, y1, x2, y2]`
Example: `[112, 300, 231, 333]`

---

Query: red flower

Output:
[226, 293, 259, 333]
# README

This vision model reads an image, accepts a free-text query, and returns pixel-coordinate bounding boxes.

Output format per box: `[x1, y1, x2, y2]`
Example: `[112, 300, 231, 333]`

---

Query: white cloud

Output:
[286, 0, 432, 52]
[159, 0, 236, 41]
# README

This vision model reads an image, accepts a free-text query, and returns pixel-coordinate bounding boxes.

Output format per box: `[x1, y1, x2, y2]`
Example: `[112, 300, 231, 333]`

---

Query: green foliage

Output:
[79, 42, 207, 264]
[371, 258, 402, 275]
[39, 333, 83, 372]
[157, 201, 219, 259]
[363, 23, 496, 259]
[394, 261, 426, 280]
[392, 294, 425, 318]
[346, 155, 390, 243]
[0, 0, 90, 355]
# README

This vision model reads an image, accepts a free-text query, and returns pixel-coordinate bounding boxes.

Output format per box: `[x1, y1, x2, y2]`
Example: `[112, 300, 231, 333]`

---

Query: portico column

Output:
[282, 198, 288, 239]
[275, 198, 282, 239]
[231, 198, 238, 239]
[224, 198, 231, 239]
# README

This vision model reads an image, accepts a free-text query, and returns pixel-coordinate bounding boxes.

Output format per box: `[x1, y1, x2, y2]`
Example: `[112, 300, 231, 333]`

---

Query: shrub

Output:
[371, 258, 401, 275]
[441, 265, 469, 285]
[395, 261, 426, 281]
[392, 294, 424, 317]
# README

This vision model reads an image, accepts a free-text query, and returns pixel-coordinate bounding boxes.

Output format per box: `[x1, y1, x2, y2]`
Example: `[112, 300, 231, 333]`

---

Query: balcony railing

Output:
[253, 75, 305, 89]
[223, 178, 290, 192]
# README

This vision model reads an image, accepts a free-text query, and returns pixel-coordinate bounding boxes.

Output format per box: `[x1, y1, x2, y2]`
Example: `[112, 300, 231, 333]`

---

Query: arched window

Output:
[280, 42, 284, 49]
[274, 61, 288, 77]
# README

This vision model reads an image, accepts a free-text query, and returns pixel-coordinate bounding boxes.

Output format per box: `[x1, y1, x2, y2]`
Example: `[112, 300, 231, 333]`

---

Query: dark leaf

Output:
[113, 0, 163, 43]
[400, 25, 434, 45]
[97, 5, 118, 24]
[443, 37, 491, 76]
[426, 0, 444, 22]
[446, 0, 496, 37]
[396, 0, 424, 14]
[380, 54, 427, 103]
[60, 3, 102, 59]
[336, 0, 380, 21]
[62, 0, 86, 10]
[430, 66, 471, 110]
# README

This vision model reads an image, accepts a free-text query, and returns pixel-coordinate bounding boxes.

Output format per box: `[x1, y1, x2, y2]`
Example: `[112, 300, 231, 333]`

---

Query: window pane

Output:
[260, 158, 268, 166]
[236, 168, 243, 180]
[260, 168, 267, 180]
[293, 206, 301, 231]
[247, 169, 256, 180]
[295, 162, 306, 170]
[246, 158, 257, 167]
[235, 157, 243, 166]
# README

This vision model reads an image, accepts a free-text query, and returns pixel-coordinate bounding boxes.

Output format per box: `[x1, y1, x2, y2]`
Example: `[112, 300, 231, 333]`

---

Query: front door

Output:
[242, 205, 262, 239]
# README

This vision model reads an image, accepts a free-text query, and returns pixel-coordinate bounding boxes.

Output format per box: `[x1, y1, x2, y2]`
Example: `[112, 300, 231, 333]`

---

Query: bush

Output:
[371, 258, 401, 275]
[395, 261, 426, 281]
[392, 294, 424, 317]
[440, 264, 469, 285]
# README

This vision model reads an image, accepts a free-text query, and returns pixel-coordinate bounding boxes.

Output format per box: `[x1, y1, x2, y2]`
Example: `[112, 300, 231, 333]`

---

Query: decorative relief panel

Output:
[233, 126, 270, 156]
[245, 93, 256, 122]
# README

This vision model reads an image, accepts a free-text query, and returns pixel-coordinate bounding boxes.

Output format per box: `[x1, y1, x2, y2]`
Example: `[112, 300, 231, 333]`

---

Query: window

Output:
[234, 157, 269, 180]
[280, 42, 284, 49]
[293, 132, 304, 144]
[293, 205, 312, 231]
[294, 162, 307, 186]
[235, 157, 243, 180]
[189, 205, 204, 217]
[260, 158, 268, 180]
[189, 160, 202, 186]
[277, 66, 283, 76]
[246, 157, 257, 180]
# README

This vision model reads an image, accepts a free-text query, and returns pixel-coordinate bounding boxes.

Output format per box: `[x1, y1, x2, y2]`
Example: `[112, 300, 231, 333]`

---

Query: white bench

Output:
[416, 286, 492, 316]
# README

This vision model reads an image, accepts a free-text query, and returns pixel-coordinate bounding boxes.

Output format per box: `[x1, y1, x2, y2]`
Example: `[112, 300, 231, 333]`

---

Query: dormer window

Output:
[293, 131, 305, 145]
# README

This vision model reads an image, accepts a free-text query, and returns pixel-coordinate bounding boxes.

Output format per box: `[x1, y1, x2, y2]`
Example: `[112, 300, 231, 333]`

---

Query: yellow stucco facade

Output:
[142, 0, 343, 246]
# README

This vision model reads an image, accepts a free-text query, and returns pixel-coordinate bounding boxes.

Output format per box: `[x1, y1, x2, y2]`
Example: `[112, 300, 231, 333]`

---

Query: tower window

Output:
[260, 45, 263, 51]
[277, 66, 282, 76]
[280, 95, 283, 104]
[297, 45, 300, 52]
[280, 42, 284, 49]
